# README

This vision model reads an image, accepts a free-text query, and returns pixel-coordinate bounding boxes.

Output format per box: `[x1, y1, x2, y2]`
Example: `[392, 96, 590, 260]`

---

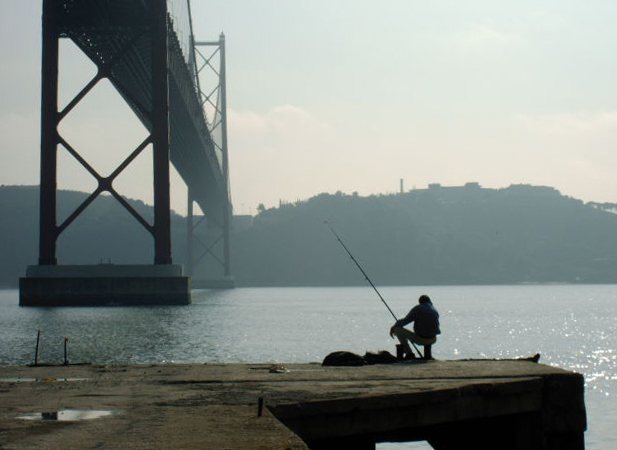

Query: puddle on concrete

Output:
[0, 378, 89, 383]
[17, 409, 119, 422]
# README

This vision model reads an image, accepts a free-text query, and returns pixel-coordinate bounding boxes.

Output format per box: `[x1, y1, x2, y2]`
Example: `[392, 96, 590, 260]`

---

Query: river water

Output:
[0, 285, 615, 449]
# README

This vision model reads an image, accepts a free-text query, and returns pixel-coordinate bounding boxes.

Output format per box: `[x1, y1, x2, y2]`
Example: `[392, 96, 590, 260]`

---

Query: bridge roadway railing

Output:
[55, 0, 226, 222]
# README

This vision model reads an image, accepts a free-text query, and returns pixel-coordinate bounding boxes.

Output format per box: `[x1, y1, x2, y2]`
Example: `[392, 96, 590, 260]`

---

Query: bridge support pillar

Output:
[20, 0, 190, 306]
[186, 190, 195, 277]
[152, 0, 172, 266]
[219, 33, 232, 279]
[39, 0, 59, 266]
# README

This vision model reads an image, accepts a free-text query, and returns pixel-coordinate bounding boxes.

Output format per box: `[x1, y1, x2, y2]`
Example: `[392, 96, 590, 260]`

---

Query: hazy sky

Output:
[2, 1, 617, 215]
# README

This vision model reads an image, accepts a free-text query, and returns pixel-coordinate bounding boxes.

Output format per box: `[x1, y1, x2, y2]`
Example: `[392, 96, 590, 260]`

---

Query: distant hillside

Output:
[230, 184, 617, 286]
[3, 184, 617, 287]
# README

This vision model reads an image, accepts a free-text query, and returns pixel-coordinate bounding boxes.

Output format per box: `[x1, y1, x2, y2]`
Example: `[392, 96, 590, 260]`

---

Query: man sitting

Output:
[390, 294, 441, 360]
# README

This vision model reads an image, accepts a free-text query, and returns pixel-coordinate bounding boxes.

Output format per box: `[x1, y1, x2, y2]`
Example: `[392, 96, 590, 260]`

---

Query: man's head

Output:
[419, 295, 432, 304]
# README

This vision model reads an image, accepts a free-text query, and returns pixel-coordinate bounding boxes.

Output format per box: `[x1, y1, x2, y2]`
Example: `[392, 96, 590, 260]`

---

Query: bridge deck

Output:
[55, 0, 224, 218]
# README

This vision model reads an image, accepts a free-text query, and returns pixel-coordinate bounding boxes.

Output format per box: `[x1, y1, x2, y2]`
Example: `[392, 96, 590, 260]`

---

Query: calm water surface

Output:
[0, 285, 615, 449]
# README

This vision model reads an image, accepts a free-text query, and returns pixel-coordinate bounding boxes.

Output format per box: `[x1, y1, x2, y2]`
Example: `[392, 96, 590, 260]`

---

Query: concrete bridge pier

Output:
[19, 264, 190, 306]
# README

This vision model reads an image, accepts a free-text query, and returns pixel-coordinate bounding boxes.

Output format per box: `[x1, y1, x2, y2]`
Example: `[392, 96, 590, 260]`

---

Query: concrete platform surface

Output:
[0, 360, 586, 449]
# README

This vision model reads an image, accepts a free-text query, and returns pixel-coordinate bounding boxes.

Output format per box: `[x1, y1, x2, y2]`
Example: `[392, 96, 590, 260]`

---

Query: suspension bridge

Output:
[20, 0, 233, 305]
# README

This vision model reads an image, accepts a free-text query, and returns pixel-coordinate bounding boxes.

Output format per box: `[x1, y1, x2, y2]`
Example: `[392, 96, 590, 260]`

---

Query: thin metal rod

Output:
[34, 330, 41, 366]
[257, 397, 264, 417]
[63, 337, 69, 366]
[324, 221, 398, 320]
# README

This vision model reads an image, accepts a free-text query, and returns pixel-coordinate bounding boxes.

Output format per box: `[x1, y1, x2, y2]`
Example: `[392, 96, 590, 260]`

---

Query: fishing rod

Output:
[324, 220, 397, 320]
[324, 221, 422, 357]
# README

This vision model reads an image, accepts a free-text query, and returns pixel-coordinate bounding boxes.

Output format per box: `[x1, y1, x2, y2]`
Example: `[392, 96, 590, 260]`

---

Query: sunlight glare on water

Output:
[0, 284, 615, 449]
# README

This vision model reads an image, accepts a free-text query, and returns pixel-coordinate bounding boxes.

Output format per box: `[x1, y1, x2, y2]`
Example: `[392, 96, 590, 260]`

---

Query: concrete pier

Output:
[19, 264, 191, 306]
[0, 360, 586, 449]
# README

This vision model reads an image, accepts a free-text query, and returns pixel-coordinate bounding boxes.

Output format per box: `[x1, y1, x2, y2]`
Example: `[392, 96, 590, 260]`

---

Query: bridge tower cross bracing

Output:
[20, 0, 233, 305]
[186, 30, 233, 288]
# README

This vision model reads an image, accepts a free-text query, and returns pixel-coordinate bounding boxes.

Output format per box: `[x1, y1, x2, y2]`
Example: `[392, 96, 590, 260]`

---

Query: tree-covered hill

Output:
[3, 184, 617, 287]
[230, 184, 617, 286]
